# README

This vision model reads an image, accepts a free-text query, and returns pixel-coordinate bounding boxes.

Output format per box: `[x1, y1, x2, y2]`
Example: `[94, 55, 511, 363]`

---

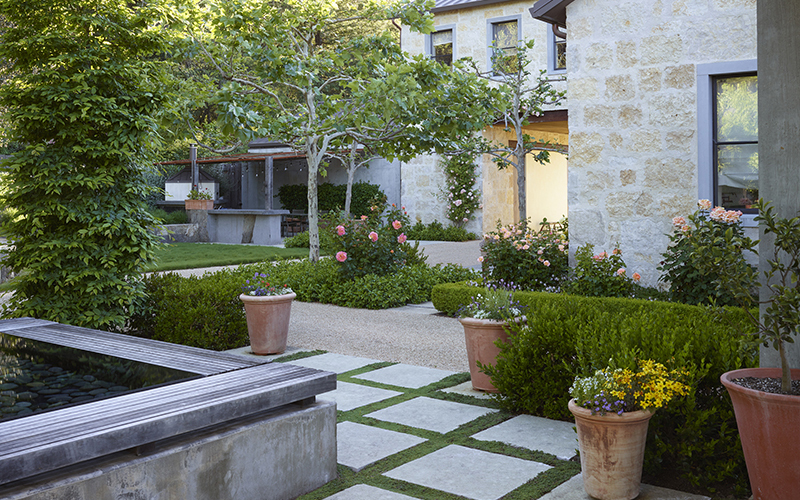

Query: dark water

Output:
[0, 332, 199, 422]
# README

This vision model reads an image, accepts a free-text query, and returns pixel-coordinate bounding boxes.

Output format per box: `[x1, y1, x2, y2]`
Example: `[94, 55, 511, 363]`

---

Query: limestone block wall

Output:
[565, 0, 756, 284]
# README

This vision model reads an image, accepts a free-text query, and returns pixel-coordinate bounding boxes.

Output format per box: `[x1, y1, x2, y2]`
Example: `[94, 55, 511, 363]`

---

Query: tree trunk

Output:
[345, 166, 355, 216]
[306, 152, 320, 263]
[515, 150, 526, 223]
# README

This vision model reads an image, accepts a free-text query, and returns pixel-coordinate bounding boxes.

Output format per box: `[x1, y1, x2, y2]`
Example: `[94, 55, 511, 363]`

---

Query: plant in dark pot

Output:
[694, 199, 800, 500]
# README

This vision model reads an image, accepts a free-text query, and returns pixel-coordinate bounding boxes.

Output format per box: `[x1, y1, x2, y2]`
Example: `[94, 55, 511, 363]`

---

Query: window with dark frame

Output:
[431, 29, 453, 66]
[554, 33, 566, 71]
[713, 74, 758, 211]
[491, 20, 518, 75]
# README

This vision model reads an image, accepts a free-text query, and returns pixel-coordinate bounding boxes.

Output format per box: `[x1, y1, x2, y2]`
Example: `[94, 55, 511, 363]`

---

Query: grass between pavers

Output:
[147, 242, 311, 272]
[281, 358, 580, 500]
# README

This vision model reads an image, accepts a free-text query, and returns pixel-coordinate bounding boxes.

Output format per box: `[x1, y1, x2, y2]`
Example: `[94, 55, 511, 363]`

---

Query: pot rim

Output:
[720, 367, 800, 401]
[458, 315, 526, 326]
[239, 292, 297, 302]
[568, 399, 655, 422]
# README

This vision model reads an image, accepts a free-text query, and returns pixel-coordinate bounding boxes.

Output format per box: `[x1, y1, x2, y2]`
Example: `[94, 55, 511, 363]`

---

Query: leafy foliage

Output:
[658, 200, 754, 306]
[442, 154, 481, 227]
[277, 182, 386, 217]
[481, 219, 569, 291]
[564, 244, 640, 298]
[0, 0, 170, 329]
[405, 220, 477, 241]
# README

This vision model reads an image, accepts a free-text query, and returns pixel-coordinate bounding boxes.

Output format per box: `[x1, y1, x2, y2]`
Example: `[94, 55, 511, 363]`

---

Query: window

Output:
[697, 60, 758, 222]
[714, 75, 758, 210]
[490, 18, 519, 75]
[431, 29, 453, 66]
[547, 27, 566, 74]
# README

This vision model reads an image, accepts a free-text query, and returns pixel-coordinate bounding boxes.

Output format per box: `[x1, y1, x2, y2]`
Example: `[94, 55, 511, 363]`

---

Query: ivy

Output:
[441, 154, 482, 228]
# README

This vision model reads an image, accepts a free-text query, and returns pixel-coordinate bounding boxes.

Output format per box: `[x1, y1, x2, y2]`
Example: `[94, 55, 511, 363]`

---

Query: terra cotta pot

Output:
[721, 367, 800, 500]
[568, 399, 654, 500]
[239, 292, 296, 354]
[458, 316, 516, 392]
[185, 199, 214, 210]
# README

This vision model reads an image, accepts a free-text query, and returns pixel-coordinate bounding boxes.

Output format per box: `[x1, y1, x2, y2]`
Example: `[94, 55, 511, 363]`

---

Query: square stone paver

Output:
[337, 422, 427, 471]
[383, 445, 551, 500]
[319, 381, 401, 411]
[286, 353, 379, 374]
[365, 397, 497, 434]
[354, 364, 455, 389]
[471, 414, 578, 460]
[439, 381, 494, 400]
[324, 484, 420, 500]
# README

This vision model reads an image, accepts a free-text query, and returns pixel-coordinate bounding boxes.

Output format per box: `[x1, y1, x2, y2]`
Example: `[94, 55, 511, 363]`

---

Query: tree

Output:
[462, 40, 566, 222]
[194, 0, 490, 262]
[0, 0, 171, 329]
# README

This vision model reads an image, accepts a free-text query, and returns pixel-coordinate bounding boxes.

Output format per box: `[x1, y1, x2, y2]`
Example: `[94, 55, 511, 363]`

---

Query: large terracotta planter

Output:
[568, 399, 654, 500]
[721, 367, 800, 500]
[239, 292, 296, 355]
[458, 316, 516, 392]
[185, 199, 214, 210]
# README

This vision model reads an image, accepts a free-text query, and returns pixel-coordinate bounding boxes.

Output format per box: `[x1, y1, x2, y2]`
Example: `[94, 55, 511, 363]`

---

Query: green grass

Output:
[146, 243, 311, 272]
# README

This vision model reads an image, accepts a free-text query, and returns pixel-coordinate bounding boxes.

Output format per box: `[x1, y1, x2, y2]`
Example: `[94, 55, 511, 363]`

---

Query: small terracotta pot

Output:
[239, 292, 296, 355]
[458, 316, 519, 392]
[568, 399, 654, 500]
[721, 367, 800, 500]
[185, 199, 214, 210]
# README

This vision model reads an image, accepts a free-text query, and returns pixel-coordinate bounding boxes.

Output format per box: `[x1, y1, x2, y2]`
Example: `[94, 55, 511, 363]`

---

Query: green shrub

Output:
[563, 244, 639, 298]
[163, 210, 188, 225]
[469, 287, 758, 493]
[432, 281, 482, 315]
[405, 220, 477, 241]
[276, 182, 385, 216]
[283, 228, 335, 251]
[130, 270, 248, 351]
[658, 201, 755, 306]
[481, 219, 569, 291]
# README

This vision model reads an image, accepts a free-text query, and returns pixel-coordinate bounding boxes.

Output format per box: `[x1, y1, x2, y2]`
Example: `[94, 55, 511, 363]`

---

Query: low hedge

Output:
[276, 182, 385, 216]
[129, 261, 479, 350]
[405, 220, 477, 242]
[432, 282, 757, 494]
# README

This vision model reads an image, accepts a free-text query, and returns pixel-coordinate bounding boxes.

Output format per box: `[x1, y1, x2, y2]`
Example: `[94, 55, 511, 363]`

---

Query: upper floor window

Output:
[714, 74, 758, 211]
[547, 27, 566, 74]
[491, 19, 519, 75]
[431, 29, 453, 66]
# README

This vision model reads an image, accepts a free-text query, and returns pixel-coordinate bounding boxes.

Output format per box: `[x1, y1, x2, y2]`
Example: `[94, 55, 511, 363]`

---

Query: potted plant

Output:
[457, 282, 526, 392]
[185, 188, 214, 210]
[568, 360, 690, 500]
[699, 200, 800, 499]
[239, 272, 296, 355]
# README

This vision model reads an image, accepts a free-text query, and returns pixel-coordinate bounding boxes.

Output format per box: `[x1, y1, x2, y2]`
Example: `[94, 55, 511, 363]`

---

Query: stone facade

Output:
[565, 0, 757, 284]
[401, 0, 568, 236]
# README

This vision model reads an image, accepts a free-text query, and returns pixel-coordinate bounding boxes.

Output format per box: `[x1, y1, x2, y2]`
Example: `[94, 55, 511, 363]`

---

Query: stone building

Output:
[401, 0, 758, 285]
[400, 0, 570, 237]
[531, 0, 758, 284]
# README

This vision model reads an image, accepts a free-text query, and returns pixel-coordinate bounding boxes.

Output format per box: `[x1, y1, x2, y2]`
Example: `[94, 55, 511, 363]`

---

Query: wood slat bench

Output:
[0, 318, 336, 486]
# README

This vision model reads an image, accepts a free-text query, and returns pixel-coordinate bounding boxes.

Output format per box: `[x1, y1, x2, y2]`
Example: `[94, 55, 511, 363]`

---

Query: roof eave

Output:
[528, 0, 575, 29]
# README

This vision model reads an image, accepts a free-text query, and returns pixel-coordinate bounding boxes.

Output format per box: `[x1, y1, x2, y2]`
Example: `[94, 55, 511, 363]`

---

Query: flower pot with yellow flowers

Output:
[568, 360, 690, 500]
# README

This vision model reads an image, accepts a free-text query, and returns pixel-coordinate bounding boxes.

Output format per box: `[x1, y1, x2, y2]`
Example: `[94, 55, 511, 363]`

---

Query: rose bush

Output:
[564, 244, 641, 298]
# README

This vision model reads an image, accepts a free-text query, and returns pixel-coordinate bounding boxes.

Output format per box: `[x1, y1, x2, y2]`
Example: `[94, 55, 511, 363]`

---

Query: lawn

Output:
[147, 242, 312, 272]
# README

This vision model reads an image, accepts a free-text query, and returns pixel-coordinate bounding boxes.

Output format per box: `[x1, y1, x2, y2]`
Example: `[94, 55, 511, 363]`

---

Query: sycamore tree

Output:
[0, 0, 172, 329]
[461, 40, 566, 222]
[192, 0, 490, 262]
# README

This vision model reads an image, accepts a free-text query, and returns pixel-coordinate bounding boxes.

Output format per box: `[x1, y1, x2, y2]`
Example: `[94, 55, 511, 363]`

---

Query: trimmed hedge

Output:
[405, 220, 478, 242]
[432, 282, 757, 494]
[276, 182, 385, 216]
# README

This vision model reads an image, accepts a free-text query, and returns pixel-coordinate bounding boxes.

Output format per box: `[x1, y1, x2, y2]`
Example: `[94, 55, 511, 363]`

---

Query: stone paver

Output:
[439, 380, 494, 400]
[383, 444, 551, 500]
[471, 414, 578, 460]
[365, 396, 497, 434]
[337, 422, 427, 472]
[353, 364, 454, 389]
[319, 381, 402, 412]
[286, 353, 380, 374]
[324, 484, 420, 500]
[538, 474, 711, 500]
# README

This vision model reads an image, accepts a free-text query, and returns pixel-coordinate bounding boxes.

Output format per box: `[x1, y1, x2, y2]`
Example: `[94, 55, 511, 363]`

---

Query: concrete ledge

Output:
[1, 401, 338, 500]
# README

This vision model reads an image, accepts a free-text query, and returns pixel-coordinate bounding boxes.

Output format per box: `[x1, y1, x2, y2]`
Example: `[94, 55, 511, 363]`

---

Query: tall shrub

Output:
[0, 0, 168, 329]
[442, 154, 481, 227]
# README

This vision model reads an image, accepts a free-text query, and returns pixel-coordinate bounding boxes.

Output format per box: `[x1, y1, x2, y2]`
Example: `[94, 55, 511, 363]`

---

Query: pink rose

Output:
[369, 231, 378, 242]
[335, 251, 347, 262]
[616, 268, 626, 276]
[360, 215, 368, 221]
[698, 199, 712, 210]
[632, 272, 641, 281]
[392, 220, 402, 230]
[543, 260, 550, 267]
[336, 225, 346, 236]
[397, 233, 407, 243]
[477, 256, 484, 263]
[672, 216, 686, 228]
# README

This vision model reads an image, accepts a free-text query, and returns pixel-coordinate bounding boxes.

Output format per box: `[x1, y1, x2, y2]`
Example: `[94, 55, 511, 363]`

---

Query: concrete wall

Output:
[4, 402, 337, 500]
[565, 0, 757, 284]
[401, 0, 566, 236]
